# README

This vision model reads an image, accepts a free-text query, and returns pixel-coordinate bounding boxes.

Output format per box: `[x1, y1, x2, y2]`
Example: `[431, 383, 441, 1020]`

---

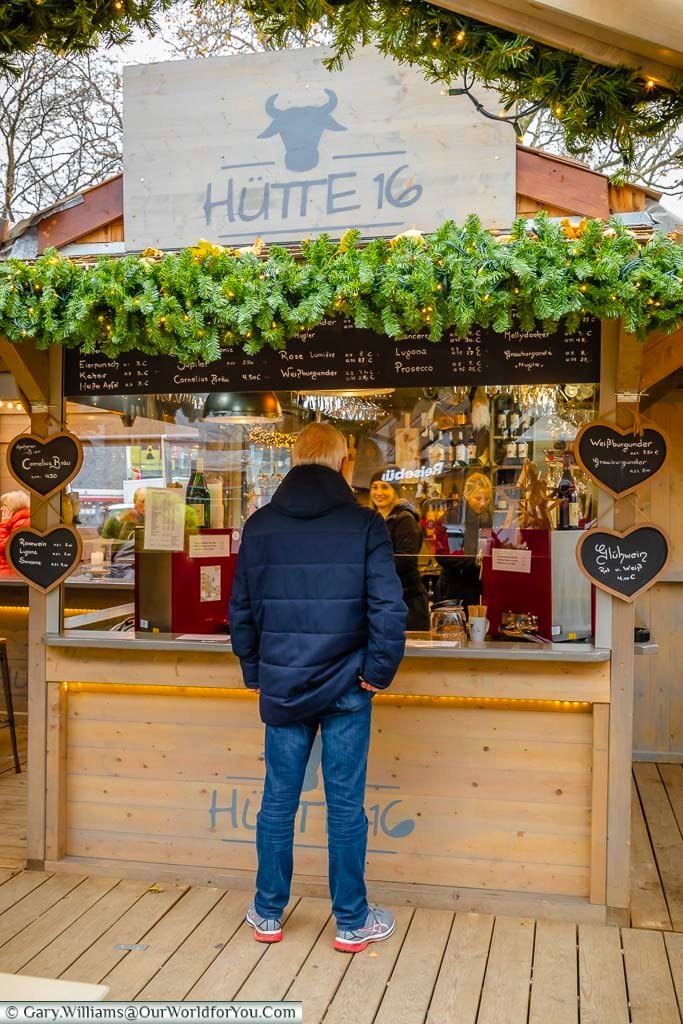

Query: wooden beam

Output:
[640, 328, 683, 396]
[606, 326, 644, 911]
[434, 0, 683, 86]
[0, 338, 49, 405]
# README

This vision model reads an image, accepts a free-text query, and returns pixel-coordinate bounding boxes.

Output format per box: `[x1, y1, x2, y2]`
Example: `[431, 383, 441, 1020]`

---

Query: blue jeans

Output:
[254, 702, 372, 930]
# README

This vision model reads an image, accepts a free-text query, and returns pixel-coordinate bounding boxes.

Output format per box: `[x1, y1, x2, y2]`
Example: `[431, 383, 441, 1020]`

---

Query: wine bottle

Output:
[557, 453, 579, 530]
[455, 430, 468, 464]
[186, 456, 211, 529]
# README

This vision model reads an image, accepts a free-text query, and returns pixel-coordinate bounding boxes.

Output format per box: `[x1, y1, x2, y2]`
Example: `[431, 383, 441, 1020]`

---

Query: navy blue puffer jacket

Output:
[229, 464, 407, 725]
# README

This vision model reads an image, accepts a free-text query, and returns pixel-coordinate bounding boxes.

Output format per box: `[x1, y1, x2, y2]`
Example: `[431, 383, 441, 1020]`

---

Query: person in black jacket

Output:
[369, 471, 430, 631]
[230, 422, 407, 954]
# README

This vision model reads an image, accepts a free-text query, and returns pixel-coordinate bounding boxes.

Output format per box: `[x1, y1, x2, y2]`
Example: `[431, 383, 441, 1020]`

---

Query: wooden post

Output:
[26, 345, 63, 867]
[604, 324, 644, 913]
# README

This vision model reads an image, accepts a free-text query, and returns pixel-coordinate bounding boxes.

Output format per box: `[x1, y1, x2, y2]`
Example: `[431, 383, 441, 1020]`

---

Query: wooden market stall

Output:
[0, 71, 676, 927]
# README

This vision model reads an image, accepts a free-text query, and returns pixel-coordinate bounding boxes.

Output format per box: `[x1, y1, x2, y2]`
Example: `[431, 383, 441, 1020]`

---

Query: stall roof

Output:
[0, 145, 672, 261]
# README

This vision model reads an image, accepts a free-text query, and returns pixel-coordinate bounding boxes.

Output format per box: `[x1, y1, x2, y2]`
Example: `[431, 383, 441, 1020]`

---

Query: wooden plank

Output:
[516, 148, 609, 219]
[426, 913, 493, 1024]
[62, 828, 591, 898]
[322, 908, 413, 1024]
[68, 693, 594, 742]
[0, 876, 117, 973]
[606, 324, 640, 911]
[236, 898, 330, 1002]
[578, 924, 629, 1024]
[48, 648, 611, 701]
[0, 874, 86, 946]
[46, 855, 608, 925]
[640, 328, 683, 394]
[590, 704, 609, 905]
[102, 886, 224, 1001]
[285, 918, 352, 1023]
[0, 872, 51, 916]
[634, 762, 683, 930]
[476, 916, 534, 1024]
[137, 891, 255, 1001]
[0, 340, 48, 406]
[27, 346, 63, 865]
[659, 763, 683, 834]
[629, 778, 672, 930]
[21, 880, 150, 980]
[45, 682, 67, 861]
[187, 901, 299, 1001]
[433, 0, 683, 85]
[621, 928, 680, 1024]
[60, 884, 189, 983]
[373, 909, 453, 1024]
[663, 932, 683, 1011]
[529, 920, 577, 1024]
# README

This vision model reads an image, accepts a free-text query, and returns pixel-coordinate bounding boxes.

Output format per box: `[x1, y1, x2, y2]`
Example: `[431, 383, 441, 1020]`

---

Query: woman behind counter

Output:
[370, 470, 429, 631]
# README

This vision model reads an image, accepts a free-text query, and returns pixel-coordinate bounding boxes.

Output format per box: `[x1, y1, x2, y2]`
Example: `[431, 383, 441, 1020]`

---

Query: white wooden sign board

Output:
[123, 46, 516, 250]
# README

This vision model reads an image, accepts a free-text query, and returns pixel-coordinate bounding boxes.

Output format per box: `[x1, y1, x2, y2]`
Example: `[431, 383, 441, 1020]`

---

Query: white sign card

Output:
[143, 488, 186, 551]
[123, 46, 516, 250]
[492, 548, 532, 574]
[189, 534, 230, 559]
[200, 565, 222, 603]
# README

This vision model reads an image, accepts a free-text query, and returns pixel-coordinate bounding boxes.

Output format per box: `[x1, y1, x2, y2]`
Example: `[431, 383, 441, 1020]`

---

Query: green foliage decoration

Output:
[238, 0, 683, 165]
[0, 215, 681, 361]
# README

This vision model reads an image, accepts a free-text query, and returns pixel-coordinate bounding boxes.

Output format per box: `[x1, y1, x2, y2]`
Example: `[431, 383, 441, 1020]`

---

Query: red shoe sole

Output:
[253, 930, 282, 943]
[333, 939, 369, 953]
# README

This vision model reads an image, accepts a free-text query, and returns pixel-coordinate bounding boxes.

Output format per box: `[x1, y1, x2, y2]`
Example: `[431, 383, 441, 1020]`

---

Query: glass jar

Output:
[430, 600, 467, 643]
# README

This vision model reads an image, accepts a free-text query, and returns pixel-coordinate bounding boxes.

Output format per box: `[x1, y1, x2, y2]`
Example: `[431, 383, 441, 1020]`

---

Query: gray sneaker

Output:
[333, 905, 395, 953]
[246, 903, 283, 943]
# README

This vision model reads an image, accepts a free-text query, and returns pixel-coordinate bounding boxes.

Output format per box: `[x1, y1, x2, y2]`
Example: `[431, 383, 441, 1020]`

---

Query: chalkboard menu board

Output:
[575, 422, 668, 498]
[6, 526, 82, 593]
[576, 525, 670, 602]
[7, 432, 83, 499]
[64, 317, 600, 397]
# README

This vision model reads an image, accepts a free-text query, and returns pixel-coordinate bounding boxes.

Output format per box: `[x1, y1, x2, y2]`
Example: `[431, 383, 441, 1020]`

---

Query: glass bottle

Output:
[186, 456, 211, 529]
[557, 453, 579, 529]
[455, 430, 468, 464]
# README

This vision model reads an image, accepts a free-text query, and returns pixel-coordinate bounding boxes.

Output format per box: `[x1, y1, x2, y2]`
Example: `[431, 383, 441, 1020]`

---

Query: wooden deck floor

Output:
[0, 870, 681, 1021]
[1, 750, 683, 1018]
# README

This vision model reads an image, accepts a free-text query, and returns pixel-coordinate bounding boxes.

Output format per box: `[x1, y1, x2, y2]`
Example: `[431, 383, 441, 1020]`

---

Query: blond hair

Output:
[464, 472, 492, 500]
[292, 422, 347, 472]
[1, 490, 29, 513]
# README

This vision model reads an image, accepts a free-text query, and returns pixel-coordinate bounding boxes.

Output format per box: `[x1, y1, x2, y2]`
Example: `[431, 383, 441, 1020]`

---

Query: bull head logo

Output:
[258, 89, 346, 172]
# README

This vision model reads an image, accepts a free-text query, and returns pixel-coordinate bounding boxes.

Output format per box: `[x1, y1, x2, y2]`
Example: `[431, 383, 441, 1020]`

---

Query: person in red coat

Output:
[0, 491, 30, 576]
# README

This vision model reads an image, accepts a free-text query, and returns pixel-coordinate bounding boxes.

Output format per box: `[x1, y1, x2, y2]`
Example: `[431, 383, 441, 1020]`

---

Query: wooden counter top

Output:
[44, 629, 611, 662]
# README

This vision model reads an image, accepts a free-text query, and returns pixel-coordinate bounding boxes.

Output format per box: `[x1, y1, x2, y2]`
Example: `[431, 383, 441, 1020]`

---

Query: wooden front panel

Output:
[64, 687, 593, 897]
[633, 391, 683, 758]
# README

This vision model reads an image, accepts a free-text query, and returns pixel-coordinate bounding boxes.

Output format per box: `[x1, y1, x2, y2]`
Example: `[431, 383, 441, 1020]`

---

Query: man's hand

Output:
[359, 677, 382, 693]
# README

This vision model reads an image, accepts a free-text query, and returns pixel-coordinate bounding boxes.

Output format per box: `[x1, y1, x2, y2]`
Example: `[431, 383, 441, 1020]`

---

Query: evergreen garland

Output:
[0, 215, 681, 361]
[239, 0, 683, 165]
[0, 0, 172, 70]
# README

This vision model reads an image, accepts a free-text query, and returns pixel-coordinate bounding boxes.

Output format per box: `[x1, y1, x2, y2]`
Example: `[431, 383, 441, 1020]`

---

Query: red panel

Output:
[481, 528, 552, 641]
[37, 175, 124, 253]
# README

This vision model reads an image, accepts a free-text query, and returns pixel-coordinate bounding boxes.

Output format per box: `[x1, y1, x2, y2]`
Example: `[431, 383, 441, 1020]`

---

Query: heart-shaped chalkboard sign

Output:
[576, 525, 670, 603]
[574, 421, 668, 498]
[6, 526, 82, 593]
[7, 432, 83, 500]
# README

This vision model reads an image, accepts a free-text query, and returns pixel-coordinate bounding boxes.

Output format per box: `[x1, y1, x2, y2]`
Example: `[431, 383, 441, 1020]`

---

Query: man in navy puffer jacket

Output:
[230, 422, 407, 952]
